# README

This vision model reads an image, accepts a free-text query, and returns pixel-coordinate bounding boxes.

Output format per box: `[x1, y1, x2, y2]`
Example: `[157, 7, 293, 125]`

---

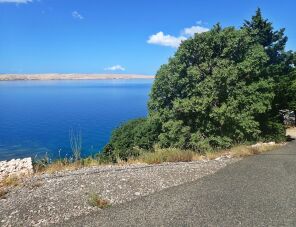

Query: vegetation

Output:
[0, 175, 20, 199]
[88, 193, 110, 208]
[101, 118, 160, 161]
[102, 9, 295, 161]
[31, 9, 294, 172]
[1, 175, 20, 187]
[0, 188, 8, 199]
[33, 142, 282, 174]
[69, 129, 82, 161]
[136, 148, 196, 164]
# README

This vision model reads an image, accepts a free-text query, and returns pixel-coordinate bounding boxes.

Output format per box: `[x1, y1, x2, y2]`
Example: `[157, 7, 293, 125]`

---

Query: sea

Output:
[0, 79, 153, 161]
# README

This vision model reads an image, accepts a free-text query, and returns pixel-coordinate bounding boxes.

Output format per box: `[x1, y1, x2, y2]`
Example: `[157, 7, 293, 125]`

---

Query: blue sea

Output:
[0, 79, 153, 161]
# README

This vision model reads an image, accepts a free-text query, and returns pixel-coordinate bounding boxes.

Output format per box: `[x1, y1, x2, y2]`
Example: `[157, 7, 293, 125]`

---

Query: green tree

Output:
[149, 25, 279, 149]
[103, 9, 295, 160]
[243, 8, 295, 136]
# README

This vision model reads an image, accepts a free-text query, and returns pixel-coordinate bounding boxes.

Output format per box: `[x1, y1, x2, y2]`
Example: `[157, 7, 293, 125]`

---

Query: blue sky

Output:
[0, 0, 295, 75]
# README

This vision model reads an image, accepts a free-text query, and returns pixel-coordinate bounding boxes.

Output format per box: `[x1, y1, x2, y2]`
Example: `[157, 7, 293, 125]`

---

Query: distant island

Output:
[0, 74, 155, 81]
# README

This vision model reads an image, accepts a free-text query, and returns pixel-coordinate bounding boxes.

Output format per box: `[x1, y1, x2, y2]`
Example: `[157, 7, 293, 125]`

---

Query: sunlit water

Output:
[0, 79, 153, 161]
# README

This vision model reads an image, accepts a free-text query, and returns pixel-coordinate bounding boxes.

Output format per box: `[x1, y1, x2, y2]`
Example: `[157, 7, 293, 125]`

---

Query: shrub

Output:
[102, 118, 160, 162]
[88, 193, 110, 208]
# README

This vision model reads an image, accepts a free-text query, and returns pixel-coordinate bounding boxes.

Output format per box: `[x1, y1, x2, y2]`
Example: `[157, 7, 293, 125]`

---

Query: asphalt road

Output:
[62, 140, 296, 227]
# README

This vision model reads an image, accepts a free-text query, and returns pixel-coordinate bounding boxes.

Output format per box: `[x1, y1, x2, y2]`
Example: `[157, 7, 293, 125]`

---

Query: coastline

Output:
[0, 74, 155, 81]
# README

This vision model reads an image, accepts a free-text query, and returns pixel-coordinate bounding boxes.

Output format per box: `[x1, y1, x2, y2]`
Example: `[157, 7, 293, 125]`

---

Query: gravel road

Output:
[0, 158, 238, 226]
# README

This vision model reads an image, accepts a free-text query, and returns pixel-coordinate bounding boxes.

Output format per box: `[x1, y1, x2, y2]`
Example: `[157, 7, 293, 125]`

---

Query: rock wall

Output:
[0, 158, 33, 181]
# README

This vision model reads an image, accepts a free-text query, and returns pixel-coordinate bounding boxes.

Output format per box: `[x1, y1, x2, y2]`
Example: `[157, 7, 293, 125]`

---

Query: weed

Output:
[88, 193, 110, 208]
[69, 129, 82, 161]
[138, 148, 196, 164]
[0, 188, 8, 199]
[230, 144, 281, 158]
[1, 175, 20, 187]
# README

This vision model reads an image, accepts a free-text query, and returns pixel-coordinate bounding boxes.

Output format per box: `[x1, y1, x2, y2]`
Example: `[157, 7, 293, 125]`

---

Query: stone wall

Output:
[0, 158, 33, 181]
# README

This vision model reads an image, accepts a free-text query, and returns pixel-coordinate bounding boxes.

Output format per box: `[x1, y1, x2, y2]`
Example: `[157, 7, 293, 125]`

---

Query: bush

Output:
[102, 118, 160, 162]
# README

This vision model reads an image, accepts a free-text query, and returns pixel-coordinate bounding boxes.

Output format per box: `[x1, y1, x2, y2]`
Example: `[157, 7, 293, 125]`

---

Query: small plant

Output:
[69, 129, 82, 161]
[88, 193, 110, 208]
[0, 188, 8, 199]
[2, 175, 20, 187]
[33, 152, 51, 172]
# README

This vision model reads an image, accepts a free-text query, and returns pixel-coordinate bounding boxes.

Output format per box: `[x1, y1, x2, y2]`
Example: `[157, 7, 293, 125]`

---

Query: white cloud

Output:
[104, 65, 126, 71]
[147, 32, 186, 48]
[0, 0, 32, 3]
[182, 25, 209, 36]
[147, 22, 209, 48]
[72, 11, 84, 20]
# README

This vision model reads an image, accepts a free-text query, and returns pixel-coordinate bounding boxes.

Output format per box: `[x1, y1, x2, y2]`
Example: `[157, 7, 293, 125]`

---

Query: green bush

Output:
[102, 118, 160, 161]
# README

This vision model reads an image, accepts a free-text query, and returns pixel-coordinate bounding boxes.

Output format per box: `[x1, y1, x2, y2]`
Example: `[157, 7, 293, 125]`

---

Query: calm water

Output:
[0, 79, 153, 161]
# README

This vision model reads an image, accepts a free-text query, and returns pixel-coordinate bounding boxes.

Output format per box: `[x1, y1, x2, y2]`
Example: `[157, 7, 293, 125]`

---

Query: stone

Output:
[0, 157, 33, 181]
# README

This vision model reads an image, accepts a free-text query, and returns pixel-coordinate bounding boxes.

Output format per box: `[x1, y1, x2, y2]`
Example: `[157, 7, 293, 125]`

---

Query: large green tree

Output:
[149, 24, 276, 151]
[104, 9, 295, 160]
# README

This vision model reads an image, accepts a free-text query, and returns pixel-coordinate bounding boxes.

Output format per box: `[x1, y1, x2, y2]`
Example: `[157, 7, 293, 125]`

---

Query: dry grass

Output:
[88, 193, 110, 209]
[34, 156, 110, 174]
[205, 150, 229, 160]
[229, 143, 281, 158]
[205, 143, 281, 159]
[136, 148, 198, 164]
[33, 141, 282, 174]
[0, 175, 21, 199]
[41, 162, 80, 174]
[0, 175, 20, 187]
[133, 142, 281, 164]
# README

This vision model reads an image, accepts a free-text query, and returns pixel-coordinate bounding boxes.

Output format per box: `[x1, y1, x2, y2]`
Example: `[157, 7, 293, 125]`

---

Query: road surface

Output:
[61, 140, 296, 226]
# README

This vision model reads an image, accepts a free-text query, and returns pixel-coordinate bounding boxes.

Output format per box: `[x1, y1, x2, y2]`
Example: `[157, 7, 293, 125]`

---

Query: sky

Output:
[0, 0, 295, 75]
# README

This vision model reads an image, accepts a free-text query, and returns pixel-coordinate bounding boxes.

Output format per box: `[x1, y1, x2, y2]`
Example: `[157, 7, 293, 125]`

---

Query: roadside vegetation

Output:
[0, 175, 21, 199]
[88, 193, 110, 209]
[101, 8, 296, 162]
[32, 141, 283, 174]
[31, 9, 294, 174]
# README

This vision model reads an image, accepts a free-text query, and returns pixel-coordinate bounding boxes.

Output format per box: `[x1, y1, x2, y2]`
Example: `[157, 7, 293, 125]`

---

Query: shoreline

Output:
[0, 74, 155, 81]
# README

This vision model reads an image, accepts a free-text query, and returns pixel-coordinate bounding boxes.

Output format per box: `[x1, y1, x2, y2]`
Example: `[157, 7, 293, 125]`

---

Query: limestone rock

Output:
[0, 157, 33, 181]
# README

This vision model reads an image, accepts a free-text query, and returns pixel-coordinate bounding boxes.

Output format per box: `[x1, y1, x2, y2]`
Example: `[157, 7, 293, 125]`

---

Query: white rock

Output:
[0, 157, 33, 181]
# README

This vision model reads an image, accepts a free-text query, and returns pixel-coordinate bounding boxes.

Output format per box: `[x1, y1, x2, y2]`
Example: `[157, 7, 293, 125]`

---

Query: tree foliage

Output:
[103, 9, 295, 160]
[102, 118, 160, 161]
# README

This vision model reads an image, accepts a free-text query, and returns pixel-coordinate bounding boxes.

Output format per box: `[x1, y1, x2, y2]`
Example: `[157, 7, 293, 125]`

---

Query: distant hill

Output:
[0, 74, 155, 81]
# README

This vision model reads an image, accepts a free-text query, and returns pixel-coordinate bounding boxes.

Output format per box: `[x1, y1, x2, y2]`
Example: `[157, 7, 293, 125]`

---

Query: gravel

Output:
[0, 157, 239, 226]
